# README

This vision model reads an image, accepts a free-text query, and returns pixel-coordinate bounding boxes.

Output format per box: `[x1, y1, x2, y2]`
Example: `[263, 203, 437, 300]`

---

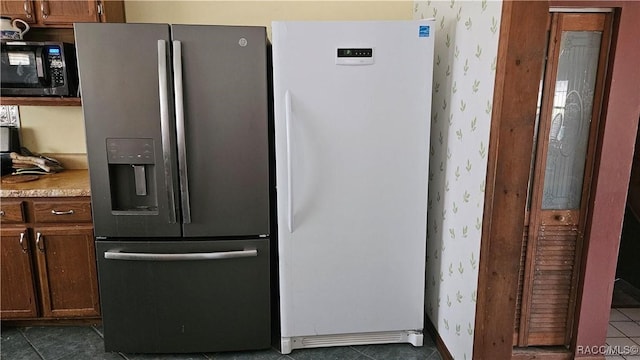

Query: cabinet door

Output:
[37, 0, 99, 25]
[0, 0, 37, 24]
[33, 225, 100, 318]
[0, 227, 38, 319]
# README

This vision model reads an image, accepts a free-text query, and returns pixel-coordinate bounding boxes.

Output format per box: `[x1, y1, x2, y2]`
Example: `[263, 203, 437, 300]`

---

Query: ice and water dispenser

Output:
[106, 138, 158, 213]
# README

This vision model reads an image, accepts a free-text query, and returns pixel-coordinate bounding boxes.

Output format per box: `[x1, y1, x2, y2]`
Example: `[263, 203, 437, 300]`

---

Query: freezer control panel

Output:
[336, 48, 374, 66]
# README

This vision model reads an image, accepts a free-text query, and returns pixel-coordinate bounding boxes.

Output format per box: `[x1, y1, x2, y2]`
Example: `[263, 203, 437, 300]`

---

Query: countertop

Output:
[0, 169, 90, 198]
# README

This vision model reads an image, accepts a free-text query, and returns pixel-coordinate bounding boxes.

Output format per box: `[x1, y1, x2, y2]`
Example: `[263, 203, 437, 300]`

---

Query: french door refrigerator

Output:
[74, 23, 271, 353]
[272, 20, 435, 354]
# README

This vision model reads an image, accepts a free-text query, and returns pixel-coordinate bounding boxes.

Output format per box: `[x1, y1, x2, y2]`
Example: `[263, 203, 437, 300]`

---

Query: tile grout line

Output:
[611, 320, 640, 338]
[615, 308, 637, 322]
[18, 328, 46, 360]
[348, 345, 377, 360]
[90, 325, 104, 338]
[612, 309, 634, 322]
[89, 325, 128, 359]
[426, 347, 441, 359]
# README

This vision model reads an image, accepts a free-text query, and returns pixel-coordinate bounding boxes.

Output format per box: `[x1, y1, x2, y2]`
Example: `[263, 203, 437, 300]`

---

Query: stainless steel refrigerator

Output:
[74, 23, 272, 353]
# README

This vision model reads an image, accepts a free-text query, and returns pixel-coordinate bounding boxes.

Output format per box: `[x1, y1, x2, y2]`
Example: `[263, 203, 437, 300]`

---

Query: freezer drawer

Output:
[96, 239, 270, 353]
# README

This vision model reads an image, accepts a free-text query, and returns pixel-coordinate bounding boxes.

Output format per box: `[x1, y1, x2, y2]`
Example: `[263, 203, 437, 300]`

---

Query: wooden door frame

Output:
[519, 11, 613, 348]
[473, 1, 640, 359]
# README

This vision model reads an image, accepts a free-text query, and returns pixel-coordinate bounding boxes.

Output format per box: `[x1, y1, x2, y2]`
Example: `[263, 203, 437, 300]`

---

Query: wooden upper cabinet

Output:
[38, 0, 100, 26]
[0, 0, 124, 28]
[0, 0, 37, 24]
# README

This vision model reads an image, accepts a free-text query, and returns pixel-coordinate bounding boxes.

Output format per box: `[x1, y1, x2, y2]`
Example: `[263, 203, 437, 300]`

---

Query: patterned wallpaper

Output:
[414, 1, 503, 359]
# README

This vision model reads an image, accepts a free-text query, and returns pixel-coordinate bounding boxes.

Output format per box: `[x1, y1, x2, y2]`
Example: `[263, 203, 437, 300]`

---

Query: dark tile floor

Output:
[0, 325, 443, 360]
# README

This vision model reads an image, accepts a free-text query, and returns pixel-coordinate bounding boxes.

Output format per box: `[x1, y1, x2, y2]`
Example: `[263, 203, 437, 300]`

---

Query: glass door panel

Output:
[542, 31, 602, 210]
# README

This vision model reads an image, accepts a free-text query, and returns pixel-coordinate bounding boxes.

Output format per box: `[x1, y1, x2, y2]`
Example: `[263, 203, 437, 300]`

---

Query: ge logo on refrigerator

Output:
[239, 38, 248, 47]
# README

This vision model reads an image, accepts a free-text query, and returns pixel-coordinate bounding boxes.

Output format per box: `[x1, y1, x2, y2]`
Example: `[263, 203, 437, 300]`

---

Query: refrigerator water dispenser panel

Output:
[336, 48, 374, 65]
[106, 138, 158, 213]
[107, 138, 155, 164]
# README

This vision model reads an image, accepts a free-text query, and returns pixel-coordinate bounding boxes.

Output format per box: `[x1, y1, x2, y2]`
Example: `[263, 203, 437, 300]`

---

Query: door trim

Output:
[472, 2, 549, 359]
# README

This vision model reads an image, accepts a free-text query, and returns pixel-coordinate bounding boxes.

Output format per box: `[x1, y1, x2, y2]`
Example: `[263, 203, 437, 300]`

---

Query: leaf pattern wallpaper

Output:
[414, 1, 503, 359]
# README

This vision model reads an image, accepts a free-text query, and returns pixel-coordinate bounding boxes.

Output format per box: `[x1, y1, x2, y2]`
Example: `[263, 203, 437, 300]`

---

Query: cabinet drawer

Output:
[1, 201, 25, 224]
[33, 200, 92, 223]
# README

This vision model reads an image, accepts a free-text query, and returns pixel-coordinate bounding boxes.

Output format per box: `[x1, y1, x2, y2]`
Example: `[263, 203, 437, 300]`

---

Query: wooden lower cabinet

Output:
[34, 225, 100, 318]
[0, 227, 38, 319]
[0, 197, 100, 320]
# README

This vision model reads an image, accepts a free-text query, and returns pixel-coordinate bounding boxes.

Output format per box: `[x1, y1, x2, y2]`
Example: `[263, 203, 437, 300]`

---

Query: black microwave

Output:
[1, 41, 78, 97]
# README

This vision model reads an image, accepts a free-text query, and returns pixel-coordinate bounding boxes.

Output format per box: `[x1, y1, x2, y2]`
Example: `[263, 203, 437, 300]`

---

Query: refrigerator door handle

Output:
[104, 249, 258, 261]
[158, 39, 177, 224]
[173, 40, 192, 224]
[285, 90, 293, 233]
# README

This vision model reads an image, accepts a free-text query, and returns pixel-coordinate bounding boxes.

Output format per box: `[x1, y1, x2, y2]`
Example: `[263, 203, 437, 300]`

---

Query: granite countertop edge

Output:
[1, 169, 91, 198]
[0, 188, 91, 198]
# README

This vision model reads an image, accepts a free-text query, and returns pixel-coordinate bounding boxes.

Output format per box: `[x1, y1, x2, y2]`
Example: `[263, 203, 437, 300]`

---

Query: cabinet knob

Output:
[0, 210, 5, 216]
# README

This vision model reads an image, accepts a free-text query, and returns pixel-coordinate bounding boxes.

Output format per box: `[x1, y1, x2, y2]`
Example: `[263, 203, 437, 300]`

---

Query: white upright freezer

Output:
[272, 20, 435, 354]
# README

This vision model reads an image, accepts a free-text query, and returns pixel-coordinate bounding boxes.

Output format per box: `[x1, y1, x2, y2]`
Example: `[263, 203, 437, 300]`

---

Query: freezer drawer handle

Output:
[285, 90, 294, 233]
[104, 249, 258, 261]
[158, 39, 178, 224]
[173, 40, 192, 224]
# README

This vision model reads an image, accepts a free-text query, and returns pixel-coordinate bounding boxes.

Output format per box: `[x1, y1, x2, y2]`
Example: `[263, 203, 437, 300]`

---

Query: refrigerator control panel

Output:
[106, 138, 155, 164]
[336, 48, 374, 66]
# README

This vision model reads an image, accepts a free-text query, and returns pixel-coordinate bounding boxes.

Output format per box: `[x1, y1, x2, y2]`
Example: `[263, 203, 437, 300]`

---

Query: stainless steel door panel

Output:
[75, 23, 180, 237]
[96, 239, 271, 353]
[171, 25, 270, 237]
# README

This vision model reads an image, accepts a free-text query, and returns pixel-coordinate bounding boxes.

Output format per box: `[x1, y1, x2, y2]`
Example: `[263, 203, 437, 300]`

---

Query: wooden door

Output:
[36, 0, 99, 25]
[0, 1, 37, 24]
[516, 12, 612, 347]
[33, 225, 100, 318]
[0, 227, 38, 319]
